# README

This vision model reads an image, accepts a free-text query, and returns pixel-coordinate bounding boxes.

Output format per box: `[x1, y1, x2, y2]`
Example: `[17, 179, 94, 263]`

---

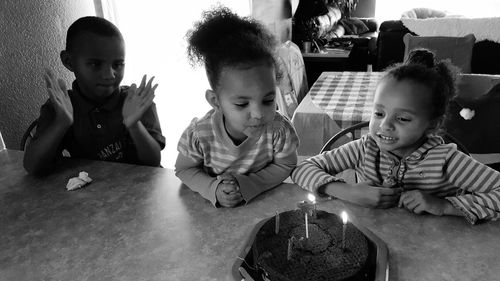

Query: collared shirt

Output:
[291, 134, 500, 224]
[35, 81, 165, 165]
[175, 109, 299, 206]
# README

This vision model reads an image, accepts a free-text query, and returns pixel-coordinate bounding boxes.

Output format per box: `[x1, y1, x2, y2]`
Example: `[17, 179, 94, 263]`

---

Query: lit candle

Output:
[305, 212, 309, 239]
[275, 211, 280, 234]
[307, 193, 317, 218]
[341, 211, 348, 250]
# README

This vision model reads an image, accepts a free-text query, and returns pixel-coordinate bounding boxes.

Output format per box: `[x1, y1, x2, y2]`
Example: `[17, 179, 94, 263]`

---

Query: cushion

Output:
[401, 8, 447, 19]
[339, 18, 369, 35]
[445, 76, 500, 154]
[403, 33, 476, 73]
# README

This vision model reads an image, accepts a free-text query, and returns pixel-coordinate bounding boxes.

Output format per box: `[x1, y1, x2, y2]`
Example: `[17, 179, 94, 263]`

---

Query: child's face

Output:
[211, 63, 276, 143]
[369, 78, 435, 158]
[65, 32, 125, 102]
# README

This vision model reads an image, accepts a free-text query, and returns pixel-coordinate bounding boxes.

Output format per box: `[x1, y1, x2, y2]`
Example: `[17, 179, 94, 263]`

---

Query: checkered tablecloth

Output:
[309, 71, 384, 135]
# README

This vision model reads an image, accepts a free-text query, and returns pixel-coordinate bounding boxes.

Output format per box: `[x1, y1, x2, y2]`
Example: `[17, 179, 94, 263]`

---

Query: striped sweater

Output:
[176, 109, 299, 206]
[291, 134, 500, 224]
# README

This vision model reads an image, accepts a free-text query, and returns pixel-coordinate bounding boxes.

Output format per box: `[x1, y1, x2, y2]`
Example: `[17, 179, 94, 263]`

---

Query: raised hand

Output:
[44, 69, 73, 125]
[350, 181, 401, 208]
[398, 190, 449, 215]
[122, 75, 158, 128]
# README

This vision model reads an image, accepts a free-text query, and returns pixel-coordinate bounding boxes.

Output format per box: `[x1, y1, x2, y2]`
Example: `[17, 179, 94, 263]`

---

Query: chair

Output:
[20, 119, 38, 151]
[276, 41, 309, 119]
[320, 121, 470, 155]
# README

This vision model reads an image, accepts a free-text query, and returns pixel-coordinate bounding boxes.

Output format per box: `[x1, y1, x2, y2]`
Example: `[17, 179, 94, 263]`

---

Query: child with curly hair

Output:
[175, 7, 299, 207]
[292, 49, 500, 224]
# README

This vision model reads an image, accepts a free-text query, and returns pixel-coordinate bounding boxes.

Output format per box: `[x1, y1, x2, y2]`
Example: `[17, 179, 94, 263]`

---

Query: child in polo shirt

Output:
[175, 6, 299, 208]
[24, 16, 165, 175]
[292, 49, 500, 224]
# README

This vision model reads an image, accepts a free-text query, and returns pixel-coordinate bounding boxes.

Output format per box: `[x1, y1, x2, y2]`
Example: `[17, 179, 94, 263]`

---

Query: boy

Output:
[24, 16, 165, 175]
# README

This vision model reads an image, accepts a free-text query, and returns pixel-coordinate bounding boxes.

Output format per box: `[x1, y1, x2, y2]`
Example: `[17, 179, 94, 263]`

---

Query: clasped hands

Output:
[352, 181, 450, 215]
[216, 174, 243, 208]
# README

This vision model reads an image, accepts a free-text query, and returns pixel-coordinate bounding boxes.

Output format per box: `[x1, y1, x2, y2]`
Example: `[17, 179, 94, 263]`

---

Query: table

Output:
[2, 149, 500, 281]
[293, 71, 382, 156]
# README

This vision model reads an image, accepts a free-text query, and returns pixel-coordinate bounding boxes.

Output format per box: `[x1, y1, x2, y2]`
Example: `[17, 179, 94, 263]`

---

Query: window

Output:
[98, 0, 250, 168]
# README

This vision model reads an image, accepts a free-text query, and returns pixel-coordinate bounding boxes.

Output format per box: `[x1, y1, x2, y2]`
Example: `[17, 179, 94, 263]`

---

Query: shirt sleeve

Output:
[174, 119, 220, 206]
[444, 149, 500, 224]
[233, 116, 299, 203]
[291, 137, 364, 196]
[140, 102, 165, 149]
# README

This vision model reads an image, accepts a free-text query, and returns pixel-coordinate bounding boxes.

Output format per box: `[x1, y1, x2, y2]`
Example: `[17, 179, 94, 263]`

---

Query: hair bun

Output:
[404, 48, 436, 68]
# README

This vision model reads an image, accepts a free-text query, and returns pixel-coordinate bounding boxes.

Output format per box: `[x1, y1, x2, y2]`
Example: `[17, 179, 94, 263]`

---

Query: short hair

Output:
[66, 16, 123, 51]
[186, 6, 278, 90]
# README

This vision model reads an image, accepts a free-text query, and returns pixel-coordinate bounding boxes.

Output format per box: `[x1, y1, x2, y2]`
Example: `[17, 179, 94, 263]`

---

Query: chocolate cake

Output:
[252, 210, 371, 281]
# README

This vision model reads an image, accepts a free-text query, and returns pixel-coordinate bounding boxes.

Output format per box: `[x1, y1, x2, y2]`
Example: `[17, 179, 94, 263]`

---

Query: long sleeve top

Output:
[291, 134, 500, 224]
[175, 109, 299, 206]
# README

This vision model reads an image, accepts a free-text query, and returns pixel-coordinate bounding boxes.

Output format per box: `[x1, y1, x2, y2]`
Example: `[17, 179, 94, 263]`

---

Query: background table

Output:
[1, 149, 500, 281]
[293, 71, 382, 156]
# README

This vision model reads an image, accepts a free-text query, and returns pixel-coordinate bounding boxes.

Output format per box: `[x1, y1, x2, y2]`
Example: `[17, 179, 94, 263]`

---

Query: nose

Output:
[250, 104, 264, 119]
[380, 117, 395, 131]
[101, 65, 116, 80]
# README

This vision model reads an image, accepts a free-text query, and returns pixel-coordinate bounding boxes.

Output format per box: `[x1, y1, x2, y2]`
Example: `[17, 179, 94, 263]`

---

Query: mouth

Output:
[376, 133, 397, 143]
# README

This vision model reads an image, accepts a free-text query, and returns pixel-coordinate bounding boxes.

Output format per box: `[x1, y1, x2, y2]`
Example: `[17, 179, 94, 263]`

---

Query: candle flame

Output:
[341, 211, 348, 224]
[307, 193, 316, 202]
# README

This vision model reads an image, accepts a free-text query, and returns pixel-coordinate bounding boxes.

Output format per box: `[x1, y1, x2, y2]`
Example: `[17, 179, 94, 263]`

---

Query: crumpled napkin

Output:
[66, 171, 92, 191]
[459, 108, 475, 120]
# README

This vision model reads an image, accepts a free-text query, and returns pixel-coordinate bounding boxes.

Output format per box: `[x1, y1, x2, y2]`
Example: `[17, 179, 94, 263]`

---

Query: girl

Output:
[175, 7, 299, 208]
[292, 49, 500, 224]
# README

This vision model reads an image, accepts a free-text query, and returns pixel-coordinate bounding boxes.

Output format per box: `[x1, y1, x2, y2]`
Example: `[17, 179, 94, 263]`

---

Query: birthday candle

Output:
[341, 211, 348, 250]
[275, 211, 280, 234]
[305, 212, 309, 239]
[287, 237, 294, 260]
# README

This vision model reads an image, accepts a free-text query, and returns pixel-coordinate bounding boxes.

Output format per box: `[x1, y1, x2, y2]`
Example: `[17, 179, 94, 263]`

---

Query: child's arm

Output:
[122, 76, 162, 166]
[23, 71, 72, 176]
[444, 150, 500, 224]
[231, 118, 299, 203]
[291, 137, 400, 208]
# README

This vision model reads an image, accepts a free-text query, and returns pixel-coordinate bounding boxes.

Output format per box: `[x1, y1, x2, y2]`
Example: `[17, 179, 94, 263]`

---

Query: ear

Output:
[60, 50, 74, 72]
[427, 117, 443, 135]
[205, 89, 221, 111]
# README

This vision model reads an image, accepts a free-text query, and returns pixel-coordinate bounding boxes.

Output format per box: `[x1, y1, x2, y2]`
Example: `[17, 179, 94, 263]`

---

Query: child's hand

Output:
[44, 69, 73, 125]
[122, 75, 158, 128]
[216, 175, 243, 207]
[398, 190, 449, 216]
[350, 181, 401, 209]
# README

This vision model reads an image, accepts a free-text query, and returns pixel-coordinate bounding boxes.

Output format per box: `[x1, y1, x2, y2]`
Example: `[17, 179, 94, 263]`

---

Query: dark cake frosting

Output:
[253, 210, 369, 281]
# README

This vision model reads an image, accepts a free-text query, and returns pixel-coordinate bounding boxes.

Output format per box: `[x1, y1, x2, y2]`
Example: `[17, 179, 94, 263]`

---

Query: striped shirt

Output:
[176, 109, 299, 206]
[291, 134, 500, 224]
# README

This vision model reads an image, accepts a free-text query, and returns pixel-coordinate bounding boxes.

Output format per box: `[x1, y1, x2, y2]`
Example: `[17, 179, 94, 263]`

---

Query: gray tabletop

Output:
[1, 149, 499, 281]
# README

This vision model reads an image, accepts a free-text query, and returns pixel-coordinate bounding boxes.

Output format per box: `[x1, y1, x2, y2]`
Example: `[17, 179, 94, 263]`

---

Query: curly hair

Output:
[382, 48, 458, 132]
[186, 6, 278, 90]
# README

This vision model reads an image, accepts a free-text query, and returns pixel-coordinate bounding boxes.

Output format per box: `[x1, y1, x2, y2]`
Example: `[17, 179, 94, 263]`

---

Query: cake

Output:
[251, 210, 372, 281]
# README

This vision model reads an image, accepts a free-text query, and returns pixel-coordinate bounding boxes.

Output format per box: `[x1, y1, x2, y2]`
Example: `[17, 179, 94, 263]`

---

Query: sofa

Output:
[375, 20, 500, 74]
[445, 74, 500, 170]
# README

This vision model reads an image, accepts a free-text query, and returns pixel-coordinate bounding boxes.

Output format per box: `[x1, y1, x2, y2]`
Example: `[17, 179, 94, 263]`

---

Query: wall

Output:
[353, 0, 376, 18]
[0, 0, 95, 149]
[252, 0, 300, 43]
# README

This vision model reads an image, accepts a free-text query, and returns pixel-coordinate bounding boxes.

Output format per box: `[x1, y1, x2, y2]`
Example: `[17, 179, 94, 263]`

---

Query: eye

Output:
[263, 98, 275, 105]
[235, 103, 248, 108]
[113, 62, 125, 69]
[373, 111, 384, 118]
[397, 116, 412, 122]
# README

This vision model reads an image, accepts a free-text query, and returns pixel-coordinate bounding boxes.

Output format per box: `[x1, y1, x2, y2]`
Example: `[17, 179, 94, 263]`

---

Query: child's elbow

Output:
[23, 159, 51, 177]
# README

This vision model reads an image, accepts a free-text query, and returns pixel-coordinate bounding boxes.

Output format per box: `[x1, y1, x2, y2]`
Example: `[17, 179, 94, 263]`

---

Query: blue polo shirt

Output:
[35, 81, 165, 165]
